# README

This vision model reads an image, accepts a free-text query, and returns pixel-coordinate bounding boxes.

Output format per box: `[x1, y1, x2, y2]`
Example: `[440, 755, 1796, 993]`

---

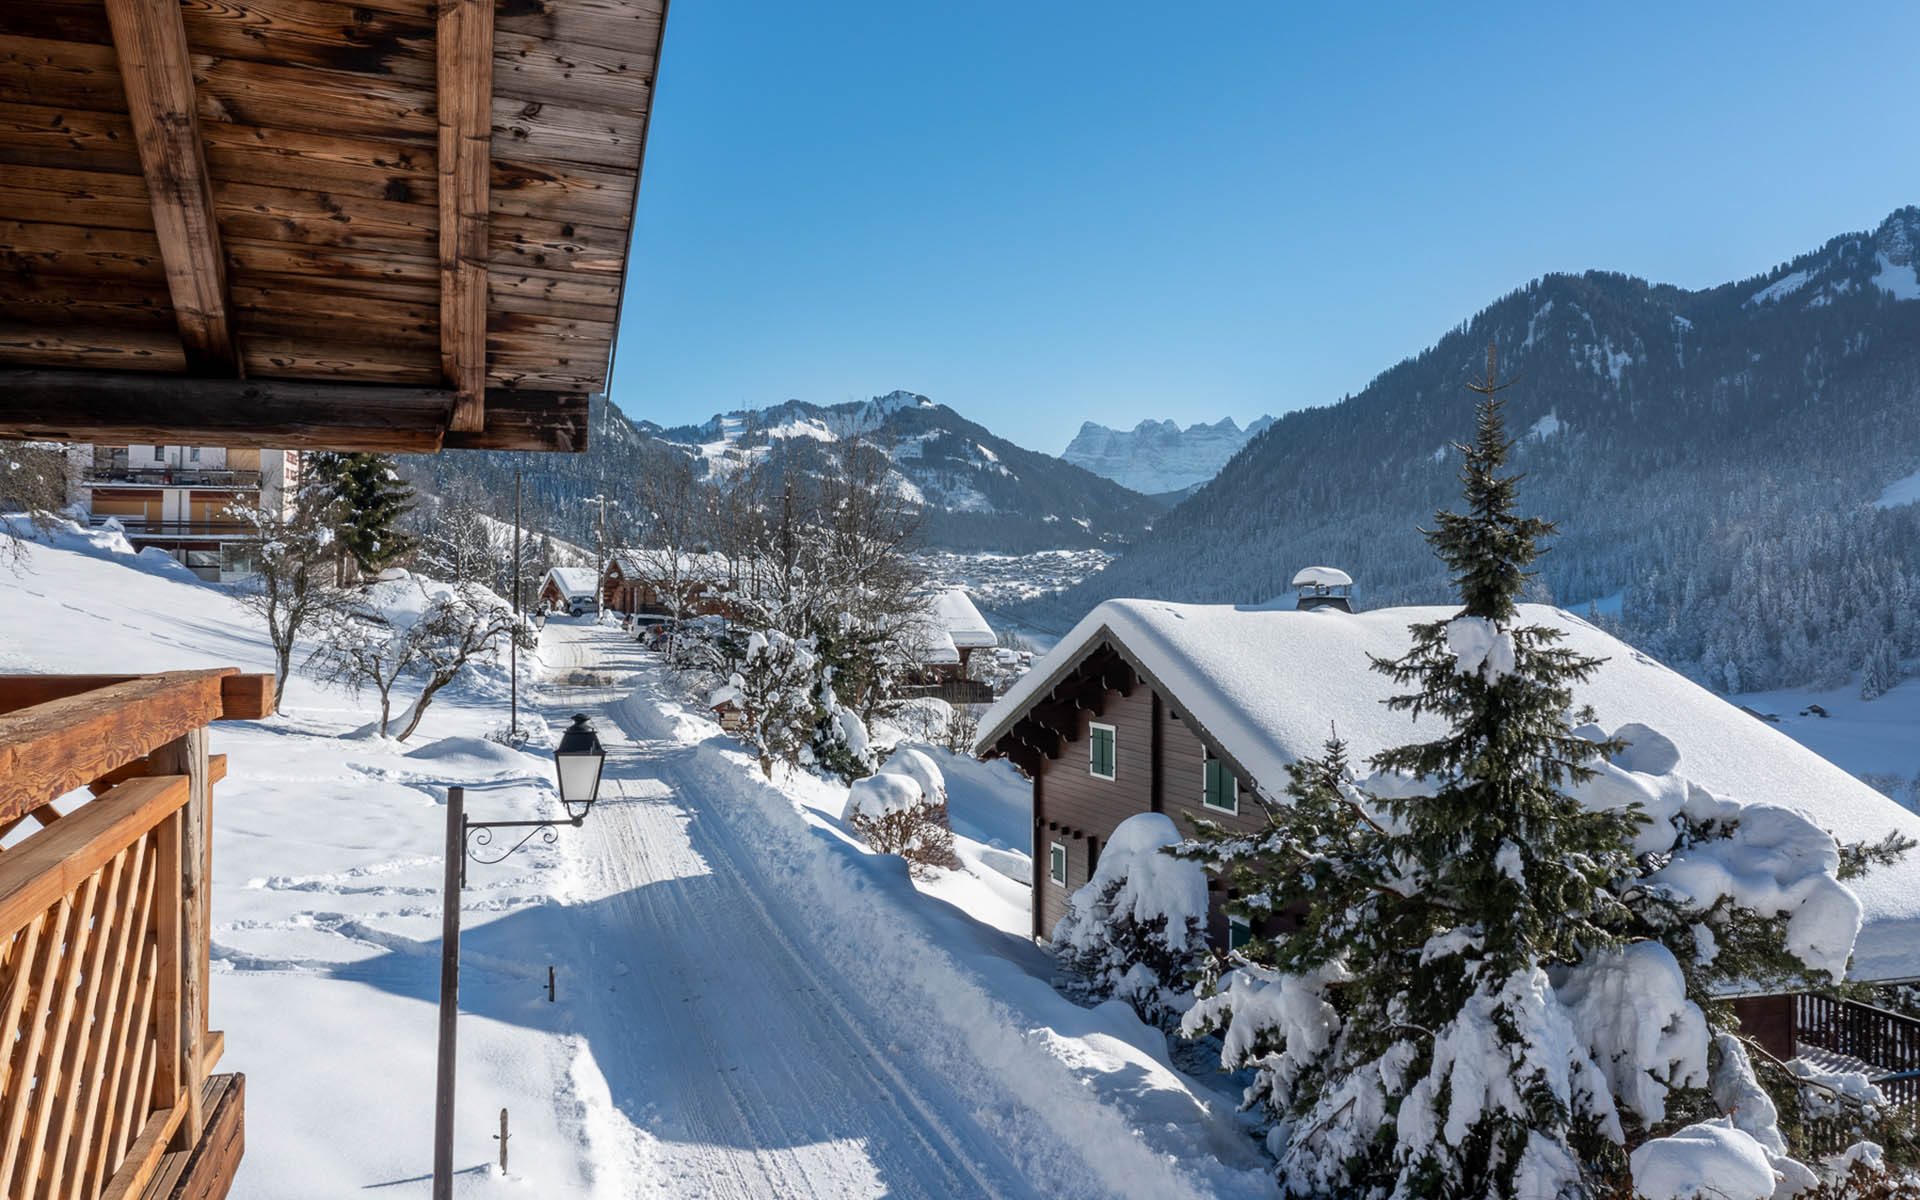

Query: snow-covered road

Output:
[538, 623, 1037, 1198]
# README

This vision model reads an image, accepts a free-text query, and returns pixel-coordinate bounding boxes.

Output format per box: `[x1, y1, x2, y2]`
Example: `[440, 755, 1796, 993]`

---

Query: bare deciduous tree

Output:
[234, 468, 351, 707]
[391, 587, 527, 741]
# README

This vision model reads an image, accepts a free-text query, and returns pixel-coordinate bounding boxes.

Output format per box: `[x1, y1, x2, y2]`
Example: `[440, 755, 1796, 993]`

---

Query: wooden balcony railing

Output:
[1795, 993, 1920, 1108]
[0, 670, 271, 1200]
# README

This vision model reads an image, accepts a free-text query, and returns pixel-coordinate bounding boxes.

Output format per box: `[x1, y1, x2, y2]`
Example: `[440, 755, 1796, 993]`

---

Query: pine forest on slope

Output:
[1028, 207, 1920, 697]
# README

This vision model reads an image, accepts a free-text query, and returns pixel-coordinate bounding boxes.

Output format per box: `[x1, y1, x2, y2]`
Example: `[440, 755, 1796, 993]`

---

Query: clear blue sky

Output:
[607, 2, 1920, 454]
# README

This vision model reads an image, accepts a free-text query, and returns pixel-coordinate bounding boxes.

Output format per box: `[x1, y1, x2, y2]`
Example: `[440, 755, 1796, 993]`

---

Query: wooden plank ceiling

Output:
[0, 0, 667, 452]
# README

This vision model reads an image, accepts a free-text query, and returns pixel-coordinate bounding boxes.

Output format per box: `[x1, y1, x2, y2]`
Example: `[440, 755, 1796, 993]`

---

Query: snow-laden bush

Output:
[840, 748, 956, 873]
[1054, 812, 1209, 1025]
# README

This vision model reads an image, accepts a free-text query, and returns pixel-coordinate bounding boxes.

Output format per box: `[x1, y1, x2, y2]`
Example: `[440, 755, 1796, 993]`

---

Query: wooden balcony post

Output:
[150, 730, 208, 1149]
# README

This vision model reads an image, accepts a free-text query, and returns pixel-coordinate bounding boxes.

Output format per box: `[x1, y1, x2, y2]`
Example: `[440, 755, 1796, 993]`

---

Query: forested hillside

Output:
[1032, 207, 1920, 695]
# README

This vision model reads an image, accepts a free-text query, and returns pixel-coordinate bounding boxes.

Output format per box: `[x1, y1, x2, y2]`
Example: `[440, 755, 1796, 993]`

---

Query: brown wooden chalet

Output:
[0, 2, 670, 1195]
[978, 633, 1271, 950]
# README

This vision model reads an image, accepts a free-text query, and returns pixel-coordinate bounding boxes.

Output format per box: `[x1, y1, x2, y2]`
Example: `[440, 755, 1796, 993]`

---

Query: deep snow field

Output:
[0, 523, 1275, 1199]
[1733, 679, 1920, 806]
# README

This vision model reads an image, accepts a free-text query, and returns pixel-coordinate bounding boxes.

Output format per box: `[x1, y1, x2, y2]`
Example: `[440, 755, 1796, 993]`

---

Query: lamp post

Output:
[432, 714, 606, 1199]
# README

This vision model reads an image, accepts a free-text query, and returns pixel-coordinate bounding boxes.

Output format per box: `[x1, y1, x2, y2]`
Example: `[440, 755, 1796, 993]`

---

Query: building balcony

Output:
[84, 465, 264, 489]
[90, 516, 257, 540]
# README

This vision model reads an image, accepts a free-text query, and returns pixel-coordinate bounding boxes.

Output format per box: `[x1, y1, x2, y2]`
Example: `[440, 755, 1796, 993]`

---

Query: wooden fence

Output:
[0, 670, 270, 1200]
[1795, 993, 1920, 1108]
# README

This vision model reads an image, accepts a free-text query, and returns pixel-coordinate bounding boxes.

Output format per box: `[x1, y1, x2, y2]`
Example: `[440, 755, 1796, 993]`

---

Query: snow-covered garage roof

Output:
[542, 567, 599, 601]
[931, 589, 996, 649]
[977, 598, 1920, 982]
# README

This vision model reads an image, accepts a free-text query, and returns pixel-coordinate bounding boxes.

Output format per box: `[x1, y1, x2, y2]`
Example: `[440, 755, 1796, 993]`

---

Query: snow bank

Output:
[1629, 1119, 1777, 1200]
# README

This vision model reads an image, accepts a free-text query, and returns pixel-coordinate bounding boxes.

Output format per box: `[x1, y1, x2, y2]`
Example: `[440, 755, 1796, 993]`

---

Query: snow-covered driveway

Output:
[537, 622, 1035, 1198]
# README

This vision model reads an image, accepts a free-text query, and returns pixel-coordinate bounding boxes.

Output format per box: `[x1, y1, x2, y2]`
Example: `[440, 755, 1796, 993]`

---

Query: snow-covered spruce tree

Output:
[1055, 811, 1209, 1025]
[725, 628, 820, 778]
[309, 452, 414, 580]
[1180, 345, 1909, 1199]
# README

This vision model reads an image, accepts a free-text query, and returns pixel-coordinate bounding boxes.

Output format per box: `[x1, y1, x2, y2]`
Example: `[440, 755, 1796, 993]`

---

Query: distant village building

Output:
[975, 578, 1920, 1056]
[600, 548, 737, 619]
[897, 588, 998, 703]
[538, 566, 600, 614]
[66, 443, 298, 582]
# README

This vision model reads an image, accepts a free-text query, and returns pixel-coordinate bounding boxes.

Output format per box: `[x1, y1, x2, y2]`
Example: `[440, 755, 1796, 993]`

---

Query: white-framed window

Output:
[1088, 722, 1117, 780]
[1228, 915, 1253, 951]
[1202, 751, 1238, 814]
[151, 445, 165, 462]
[188, 447, 201, 462]
[1049, 841, 1068, 886]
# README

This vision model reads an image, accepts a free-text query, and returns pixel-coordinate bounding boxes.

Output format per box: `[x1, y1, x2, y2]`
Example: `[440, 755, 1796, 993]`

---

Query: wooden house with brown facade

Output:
[0, 0, 671, 1194]
[977, 590, 1920, 1075]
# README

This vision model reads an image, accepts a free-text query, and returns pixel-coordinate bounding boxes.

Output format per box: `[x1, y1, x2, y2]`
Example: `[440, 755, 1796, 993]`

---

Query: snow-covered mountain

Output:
[406, 391, 1163, 554]
[1031, 206, 1920, 698]
[1061, 415, 1275, 496]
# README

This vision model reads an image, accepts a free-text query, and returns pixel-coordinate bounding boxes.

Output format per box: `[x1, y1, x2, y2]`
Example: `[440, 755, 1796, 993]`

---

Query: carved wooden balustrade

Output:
[0, 670, 271, 1200]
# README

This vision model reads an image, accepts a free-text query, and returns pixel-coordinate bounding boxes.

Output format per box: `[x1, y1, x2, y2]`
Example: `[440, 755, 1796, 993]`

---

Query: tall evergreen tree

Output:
[311, 452, 415, 577]
[1182, 344, 1904, 1198]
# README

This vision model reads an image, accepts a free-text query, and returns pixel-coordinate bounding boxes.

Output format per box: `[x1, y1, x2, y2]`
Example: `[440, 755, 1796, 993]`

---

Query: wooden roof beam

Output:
[104, 0, 238, 377]
[438, 0, 494, 433]
[0, 369, 454, 452]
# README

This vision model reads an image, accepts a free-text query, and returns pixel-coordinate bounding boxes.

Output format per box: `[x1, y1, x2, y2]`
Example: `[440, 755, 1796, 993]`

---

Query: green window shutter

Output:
[1229, 916, 1252, 950]
[1203, 756, 1237, 812]
[1050, 842, 1067, 884]
[1089, 726, 1115, 778]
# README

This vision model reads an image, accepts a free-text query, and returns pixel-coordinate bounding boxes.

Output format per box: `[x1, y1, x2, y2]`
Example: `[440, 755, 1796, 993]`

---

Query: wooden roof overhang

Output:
[978, 625, 1267, 795]
[0, 0, 669, 452]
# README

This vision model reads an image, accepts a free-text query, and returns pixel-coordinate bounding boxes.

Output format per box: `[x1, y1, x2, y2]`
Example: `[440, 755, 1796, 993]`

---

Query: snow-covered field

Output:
[1, 525, 1273, 1199]
[1734, 678, 1920, 806]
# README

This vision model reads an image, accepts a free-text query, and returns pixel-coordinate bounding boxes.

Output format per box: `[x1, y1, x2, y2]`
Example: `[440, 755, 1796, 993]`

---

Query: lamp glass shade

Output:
[553, 713, 606, 814]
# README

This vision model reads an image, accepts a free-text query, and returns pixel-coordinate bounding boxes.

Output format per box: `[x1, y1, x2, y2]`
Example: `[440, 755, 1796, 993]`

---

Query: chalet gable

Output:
[979, 625, 1264, 802]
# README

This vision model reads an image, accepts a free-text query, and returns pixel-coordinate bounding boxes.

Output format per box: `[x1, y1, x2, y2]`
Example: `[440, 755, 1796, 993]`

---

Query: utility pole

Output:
[432, 786, 464, 1200]
[586, 494, 619, 615]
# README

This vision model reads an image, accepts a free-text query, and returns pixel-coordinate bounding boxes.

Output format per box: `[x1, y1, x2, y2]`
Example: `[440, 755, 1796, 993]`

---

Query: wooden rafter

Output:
[102, 0, 238, 376]
[437, 0, 494, 433]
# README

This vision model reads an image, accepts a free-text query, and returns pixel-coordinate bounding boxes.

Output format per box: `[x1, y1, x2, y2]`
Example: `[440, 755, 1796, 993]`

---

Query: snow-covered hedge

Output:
[841, 748, 957, 873]
[1054, 812, 1209, 1025]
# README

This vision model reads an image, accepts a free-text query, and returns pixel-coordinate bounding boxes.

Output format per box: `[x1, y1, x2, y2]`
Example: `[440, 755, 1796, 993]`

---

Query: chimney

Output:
[1292, 566, 1353, 612]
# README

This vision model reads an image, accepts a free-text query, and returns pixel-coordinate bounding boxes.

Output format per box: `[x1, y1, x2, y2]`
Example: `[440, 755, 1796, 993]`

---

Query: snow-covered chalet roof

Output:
[976, 598, 1920, 982]
[930, 588, 996, 649]
[1290, 565, 1353, 589]
[607, 547, 734, 583]
[542, 566, 599, 601]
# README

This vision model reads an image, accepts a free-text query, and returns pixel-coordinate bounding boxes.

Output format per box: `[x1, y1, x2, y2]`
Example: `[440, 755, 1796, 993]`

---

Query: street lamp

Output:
[432, 714, 607, 1199]
[552, 713, 605, 821]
